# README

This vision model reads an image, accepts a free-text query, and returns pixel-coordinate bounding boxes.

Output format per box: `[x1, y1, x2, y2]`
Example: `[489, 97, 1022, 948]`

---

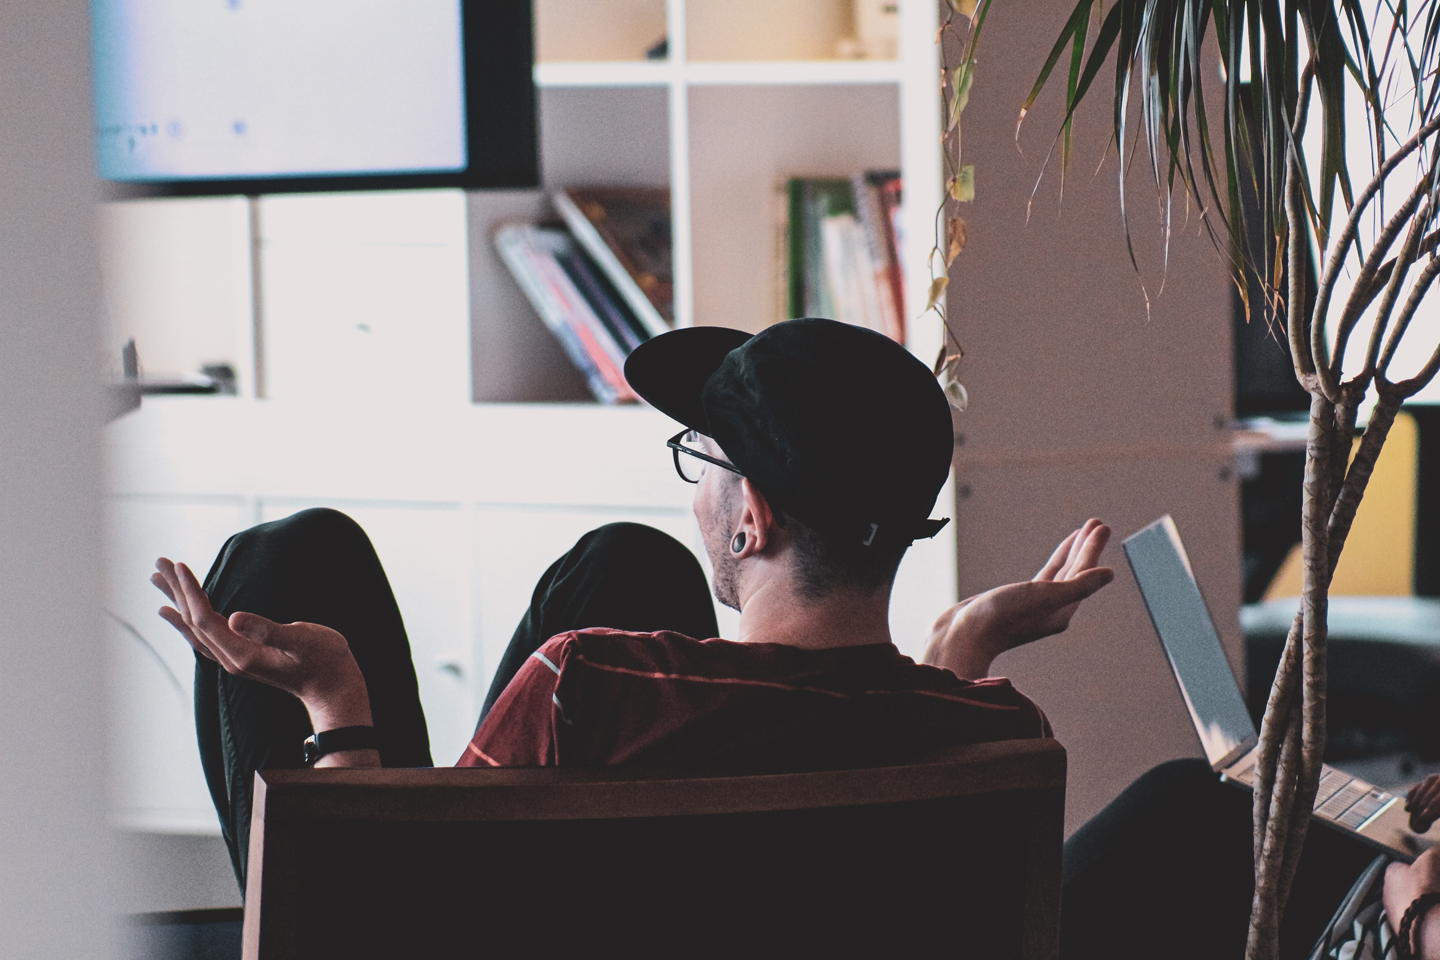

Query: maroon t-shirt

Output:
[458, 628, 1050, 770]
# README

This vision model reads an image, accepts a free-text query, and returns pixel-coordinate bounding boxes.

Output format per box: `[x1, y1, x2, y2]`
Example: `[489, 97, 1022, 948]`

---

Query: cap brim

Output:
[624, 326, 752, 433]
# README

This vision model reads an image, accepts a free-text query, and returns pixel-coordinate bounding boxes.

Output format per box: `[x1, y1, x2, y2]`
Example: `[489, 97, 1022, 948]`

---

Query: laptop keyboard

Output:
[1225, 757, 1396, 831]
[1329, 784, 1394, 829]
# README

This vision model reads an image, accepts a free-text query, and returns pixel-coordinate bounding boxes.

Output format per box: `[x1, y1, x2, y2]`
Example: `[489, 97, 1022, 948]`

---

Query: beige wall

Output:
[944, 1, 1241, 832]
[0, 1, 112, 954]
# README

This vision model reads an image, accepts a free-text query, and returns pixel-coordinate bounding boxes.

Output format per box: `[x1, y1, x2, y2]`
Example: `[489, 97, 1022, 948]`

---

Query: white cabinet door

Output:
[258, 501, 476, 768]
[260, 191, 470, 406]
[107, 497, 251, 833]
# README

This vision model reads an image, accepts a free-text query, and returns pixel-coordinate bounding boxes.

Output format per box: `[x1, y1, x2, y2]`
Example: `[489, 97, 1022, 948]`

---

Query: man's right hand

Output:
[152, 558, 379, 764]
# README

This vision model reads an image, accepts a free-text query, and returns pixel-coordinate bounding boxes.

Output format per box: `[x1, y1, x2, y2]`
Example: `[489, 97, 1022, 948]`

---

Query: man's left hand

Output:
[922, 519, 1114, 679]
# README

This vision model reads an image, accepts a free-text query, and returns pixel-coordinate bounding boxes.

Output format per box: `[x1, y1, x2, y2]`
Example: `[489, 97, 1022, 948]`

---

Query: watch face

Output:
[302, 735, 320, 765]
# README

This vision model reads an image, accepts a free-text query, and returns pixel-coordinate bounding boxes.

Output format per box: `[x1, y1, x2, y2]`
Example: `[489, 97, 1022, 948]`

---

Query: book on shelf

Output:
[782, 171, 905, 343]
[494, 223, 648, 404]
[553, 186, 672, 337]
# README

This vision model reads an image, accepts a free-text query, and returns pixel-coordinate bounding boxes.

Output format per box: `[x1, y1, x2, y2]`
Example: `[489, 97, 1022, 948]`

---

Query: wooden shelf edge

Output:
[535, 59, 905, 89]
[684, 59, 903, 86]
[535, 61, 671, 87]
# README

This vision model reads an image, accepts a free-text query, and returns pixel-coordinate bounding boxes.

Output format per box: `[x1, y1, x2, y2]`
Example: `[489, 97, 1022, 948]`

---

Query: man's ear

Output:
[734, 479, 782, 558]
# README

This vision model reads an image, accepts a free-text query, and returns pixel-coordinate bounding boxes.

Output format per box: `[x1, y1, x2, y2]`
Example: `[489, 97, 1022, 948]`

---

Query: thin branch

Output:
[1379, 247, 1440, 374]
[1324, 175, 1431, 388]
[1287, 158, 1319, 384]
[1312, 109, 1440, 338]
[1397, 332, 1440, 394]
[1249, 698, 1303, 960]
[1341, 196, 1433, 384]
[1253, 613, 1300, 864]
[1327, 392, 1359, 514]
[1343, 226, 1440, 322]
[1295, 391, 1335, 859]
[1328, 392, 1404, 565]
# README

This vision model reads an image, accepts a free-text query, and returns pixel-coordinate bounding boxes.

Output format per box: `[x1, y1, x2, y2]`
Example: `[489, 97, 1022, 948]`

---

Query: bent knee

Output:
[1130, 757, 1222, 795]
[580, 522, 692, 559]
[232, 507, 371, 556]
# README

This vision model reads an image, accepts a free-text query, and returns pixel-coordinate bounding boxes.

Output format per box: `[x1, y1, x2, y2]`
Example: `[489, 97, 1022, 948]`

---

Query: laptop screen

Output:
[1123, 517, 1258, 769]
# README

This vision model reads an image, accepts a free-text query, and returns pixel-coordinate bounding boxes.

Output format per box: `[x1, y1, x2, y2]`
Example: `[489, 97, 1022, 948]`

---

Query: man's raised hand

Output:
[1021, 518, 1116, 642]
[921, 519, 1114, 680]
[152, 558, 375, 738]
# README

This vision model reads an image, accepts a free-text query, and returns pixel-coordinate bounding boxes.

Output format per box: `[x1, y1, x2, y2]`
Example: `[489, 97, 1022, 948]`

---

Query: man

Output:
[157, 318, 1440, 957]
[153, 318, 1112, 876]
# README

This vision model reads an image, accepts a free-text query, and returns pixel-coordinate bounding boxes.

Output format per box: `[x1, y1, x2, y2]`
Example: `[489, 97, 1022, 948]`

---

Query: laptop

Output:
[1123, 515, 1436, 862]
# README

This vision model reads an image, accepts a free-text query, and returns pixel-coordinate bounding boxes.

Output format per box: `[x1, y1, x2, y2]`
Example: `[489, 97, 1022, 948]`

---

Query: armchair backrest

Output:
[243, 738, 1065, 959]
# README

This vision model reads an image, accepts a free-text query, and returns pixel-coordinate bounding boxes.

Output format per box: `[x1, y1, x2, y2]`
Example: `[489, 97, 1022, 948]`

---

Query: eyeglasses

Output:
[667, 429, 744, 484]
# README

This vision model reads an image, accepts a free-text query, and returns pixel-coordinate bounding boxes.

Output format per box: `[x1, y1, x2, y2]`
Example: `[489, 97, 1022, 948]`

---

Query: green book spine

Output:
[803, 179, 855, 319]
[787, 179, 805, 320]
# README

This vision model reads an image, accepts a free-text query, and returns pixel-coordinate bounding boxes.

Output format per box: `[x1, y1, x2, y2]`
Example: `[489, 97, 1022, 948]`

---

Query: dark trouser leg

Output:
[193, 508, 432, 894]
[478, 522, 719, 726]
[1060, 758, 1379, 960]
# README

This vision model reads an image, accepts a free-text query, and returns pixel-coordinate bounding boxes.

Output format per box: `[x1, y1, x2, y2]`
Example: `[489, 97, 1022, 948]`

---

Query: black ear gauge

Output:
[731, 532, 746, 553]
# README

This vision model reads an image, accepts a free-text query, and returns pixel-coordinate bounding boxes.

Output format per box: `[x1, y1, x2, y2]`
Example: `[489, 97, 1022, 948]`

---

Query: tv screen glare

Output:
[92, 0, 536, 196]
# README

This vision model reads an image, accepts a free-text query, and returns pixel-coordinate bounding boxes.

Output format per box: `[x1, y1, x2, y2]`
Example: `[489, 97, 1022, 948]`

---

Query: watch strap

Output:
[303, 725, 377, 765]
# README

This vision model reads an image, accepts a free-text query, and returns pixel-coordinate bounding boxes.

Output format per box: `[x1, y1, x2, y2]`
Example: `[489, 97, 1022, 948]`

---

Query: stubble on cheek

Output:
[697, 473, 742, 611]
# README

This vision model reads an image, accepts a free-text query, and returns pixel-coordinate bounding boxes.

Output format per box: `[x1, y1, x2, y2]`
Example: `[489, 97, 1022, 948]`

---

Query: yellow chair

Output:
[1263, 411, 1418, 599]
[1245, 412, 1440, 760]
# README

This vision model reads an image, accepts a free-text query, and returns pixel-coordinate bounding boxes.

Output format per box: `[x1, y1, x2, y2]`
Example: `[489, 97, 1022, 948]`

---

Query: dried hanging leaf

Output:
[923, 276, 949, 314]
[943, 376, 969, 412]
[956, 0, 978, 18]
[948, 66, 973, 129]
[949, 165, 976, 203]
[945, 217, 969, 266]
[938, 353, 968, 412]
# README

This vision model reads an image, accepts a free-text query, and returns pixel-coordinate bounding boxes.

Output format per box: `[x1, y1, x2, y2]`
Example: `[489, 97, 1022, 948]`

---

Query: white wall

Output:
[0, 1, 113, 956]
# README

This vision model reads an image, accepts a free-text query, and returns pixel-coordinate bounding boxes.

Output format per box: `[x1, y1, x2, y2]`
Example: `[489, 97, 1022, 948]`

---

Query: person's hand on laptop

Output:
[152, 558, 379, 767]
[1385, 845, 1440, 958]
[922, 519, 1114, 680]
[1409, 774, 1440, 833]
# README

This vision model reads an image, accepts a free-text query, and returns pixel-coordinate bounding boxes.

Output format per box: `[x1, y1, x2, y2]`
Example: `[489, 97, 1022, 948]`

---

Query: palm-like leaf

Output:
[1019, 2, 1440, 957]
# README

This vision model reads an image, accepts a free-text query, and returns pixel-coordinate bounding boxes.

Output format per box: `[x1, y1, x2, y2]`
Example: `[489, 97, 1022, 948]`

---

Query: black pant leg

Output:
[478, 522, 719, 726]
[193, 507, 432, 893]
[1060, 758, 1379, 960]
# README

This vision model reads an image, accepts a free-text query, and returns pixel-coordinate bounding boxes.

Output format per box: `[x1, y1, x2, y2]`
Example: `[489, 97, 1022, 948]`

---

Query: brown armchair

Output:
[243, 738, 1065, 959]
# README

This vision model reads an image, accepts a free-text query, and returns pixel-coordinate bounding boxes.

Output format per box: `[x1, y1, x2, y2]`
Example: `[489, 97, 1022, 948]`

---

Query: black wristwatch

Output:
[302, 726, 378, 765]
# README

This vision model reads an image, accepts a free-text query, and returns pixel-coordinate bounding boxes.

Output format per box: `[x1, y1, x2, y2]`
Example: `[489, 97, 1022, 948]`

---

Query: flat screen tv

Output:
[92, 0, 536, 196]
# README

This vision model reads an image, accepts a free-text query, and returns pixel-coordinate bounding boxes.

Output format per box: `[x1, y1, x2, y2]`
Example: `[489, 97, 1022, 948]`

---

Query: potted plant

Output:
[930, 1, 1440, 956]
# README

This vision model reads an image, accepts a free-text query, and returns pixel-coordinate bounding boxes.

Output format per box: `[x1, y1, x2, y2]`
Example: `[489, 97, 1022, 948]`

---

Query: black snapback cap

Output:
[624, 317, 953, 547]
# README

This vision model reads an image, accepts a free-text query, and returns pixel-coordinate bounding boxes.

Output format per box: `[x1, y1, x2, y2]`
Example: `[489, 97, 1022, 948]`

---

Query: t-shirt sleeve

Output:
[456, 635, 572, 767]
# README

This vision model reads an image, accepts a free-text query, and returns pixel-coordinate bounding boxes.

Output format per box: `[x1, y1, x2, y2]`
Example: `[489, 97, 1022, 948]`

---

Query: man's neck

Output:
[735, 574, 894, 650]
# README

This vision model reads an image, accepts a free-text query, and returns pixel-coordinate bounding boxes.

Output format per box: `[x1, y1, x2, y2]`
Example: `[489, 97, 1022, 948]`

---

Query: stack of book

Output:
[782, 171, 904, 343]
[495, 187, 672, 403]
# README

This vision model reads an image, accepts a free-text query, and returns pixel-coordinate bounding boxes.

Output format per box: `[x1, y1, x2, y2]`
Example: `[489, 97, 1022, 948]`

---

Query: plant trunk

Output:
[1246, 388, 1403, 958]
[1247, 391, 1333, 960]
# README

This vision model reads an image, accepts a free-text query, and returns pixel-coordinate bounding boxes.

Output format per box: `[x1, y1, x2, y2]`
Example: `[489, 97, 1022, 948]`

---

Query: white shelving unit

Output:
[102, 0, 956, 835]
[529, 0, 944, 363]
